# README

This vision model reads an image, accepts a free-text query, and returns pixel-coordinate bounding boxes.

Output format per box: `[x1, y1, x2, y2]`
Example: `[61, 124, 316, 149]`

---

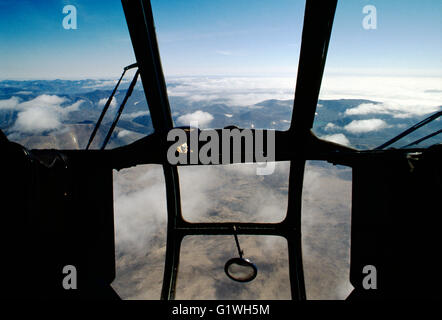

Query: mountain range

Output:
[1, 79, 440, 151]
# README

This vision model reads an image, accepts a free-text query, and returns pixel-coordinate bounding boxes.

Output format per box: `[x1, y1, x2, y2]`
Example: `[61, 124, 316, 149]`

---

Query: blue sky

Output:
[0, 0, 441, 79]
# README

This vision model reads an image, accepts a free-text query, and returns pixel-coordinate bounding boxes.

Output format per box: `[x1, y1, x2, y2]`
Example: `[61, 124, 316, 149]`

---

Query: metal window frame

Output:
[121, 0, 340, 300]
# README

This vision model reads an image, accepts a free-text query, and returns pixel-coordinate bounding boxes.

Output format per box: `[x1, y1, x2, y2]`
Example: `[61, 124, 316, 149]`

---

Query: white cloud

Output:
[13, 107, 62, 133]
[344, 119, 389, 134]
[0, 94, 83, 134]
[20, 94, 66, 108]
[166, 77, 296, 106]
[0, 96, 20, 110]
[120, 110, 149, 120]
[177, 110, 214, 127]
[320, 133, 351, 146]
[324, 123, 339, 131]
[320, 76, 442, 118]
[345, 102, 441, 118]
[98, 97, 117, 109]
[113, 165, 167, 255]
[117, 130, 133, 139]
[165, 75, 441, 120]
[62, 100, 83, 114]
[82, 79, 128, 89]
[344, 103, 385, 116]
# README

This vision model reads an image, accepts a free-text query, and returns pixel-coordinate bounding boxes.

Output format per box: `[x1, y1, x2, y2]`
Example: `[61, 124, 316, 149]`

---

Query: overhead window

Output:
[151, 0, 306, 131]
[313, 0, 442, 150]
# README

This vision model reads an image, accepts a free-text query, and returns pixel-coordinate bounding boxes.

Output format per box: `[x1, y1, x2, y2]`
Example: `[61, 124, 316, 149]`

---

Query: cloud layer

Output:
[0, 94, 83, 134]
[98, 96, 117, 109]
[177, 110, 214, 127]
[343, 119, 389, 134]
[165, 76, 441, 119]
[166, 77, 296, 106]
[320, 133, 351, 146]
[320, 76, 441, 118]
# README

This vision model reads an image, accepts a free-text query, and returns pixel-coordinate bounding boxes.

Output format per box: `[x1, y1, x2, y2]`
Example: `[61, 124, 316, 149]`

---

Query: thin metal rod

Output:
[375, 110, 442, 150]
[401, 128, 442, 148]
[101, 70, 140, 150]
[86, 62, 138, 150]
[233, 226, 244, 258]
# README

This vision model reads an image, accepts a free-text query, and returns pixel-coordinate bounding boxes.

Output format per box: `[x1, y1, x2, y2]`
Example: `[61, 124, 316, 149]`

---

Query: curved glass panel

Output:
[0, 0, 153, 150]
[151, 0, 306, 131]
[314, 0, 442, 149]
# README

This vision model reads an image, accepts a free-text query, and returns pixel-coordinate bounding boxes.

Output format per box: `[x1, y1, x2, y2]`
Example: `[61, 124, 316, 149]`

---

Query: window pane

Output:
[112, 165, 167, 299]
[0, 1, 153, 150]
[151, 0, 306, 130]
[302, 161, 352, 300]
[176, 235, 291, 299]
[178, 162, 290, 223]
[313, 0, 442, 149]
